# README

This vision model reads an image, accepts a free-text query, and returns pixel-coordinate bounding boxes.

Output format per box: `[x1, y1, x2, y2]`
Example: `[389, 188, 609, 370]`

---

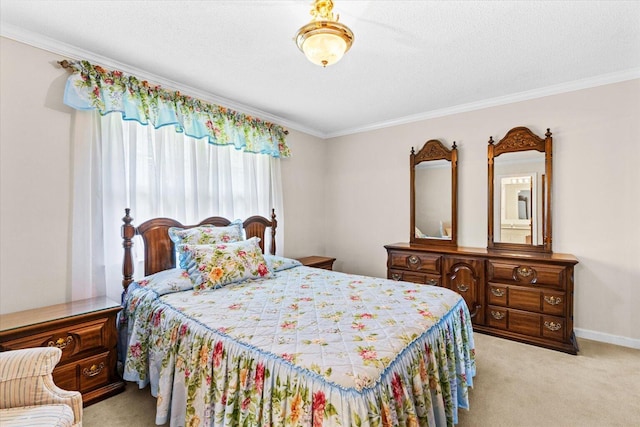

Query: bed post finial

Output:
[122, 208, 135, 290]
[271, 208, 277, 255]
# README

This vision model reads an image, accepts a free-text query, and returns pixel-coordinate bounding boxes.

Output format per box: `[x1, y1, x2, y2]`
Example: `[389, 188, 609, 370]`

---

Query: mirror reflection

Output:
[493, 151, 544, 245]
[488, 126, 552, 253]
[415, 160, 452, 240]
[410, 139, 457, 247]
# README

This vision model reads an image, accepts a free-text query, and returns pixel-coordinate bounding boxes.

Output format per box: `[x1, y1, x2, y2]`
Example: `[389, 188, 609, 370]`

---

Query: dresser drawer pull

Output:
[426, 278, 438, 286]
[83, 362, 105, 378]
[456, 283, 469, 292]
[48, 336, 73, 350]
[513, 265, 538, 283]
[491, 310, 505, 320]
[490, 288, 505, 297]
[544, 296, 562, 305]
[408, 255, 420, 266]
[544, 321, 562, 331]
[517, 266, 534, 277]
[391, 273, 402, 281]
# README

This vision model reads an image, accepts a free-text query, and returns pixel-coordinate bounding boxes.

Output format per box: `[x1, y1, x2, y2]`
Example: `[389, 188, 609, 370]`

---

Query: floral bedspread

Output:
[122, 265, 475, 427]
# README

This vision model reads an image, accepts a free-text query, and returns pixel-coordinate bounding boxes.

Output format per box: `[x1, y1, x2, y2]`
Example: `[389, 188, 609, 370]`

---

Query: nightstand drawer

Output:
[53, 351, 111, 393]
[1, 317, 112, 363]
[388, 251, 441, 274]
[79, 351, 111, 392]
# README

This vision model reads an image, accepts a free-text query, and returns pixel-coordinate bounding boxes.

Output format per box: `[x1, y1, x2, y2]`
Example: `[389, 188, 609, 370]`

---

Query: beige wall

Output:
[325, 80, 640, 347]
[1, 37, 639, 348]
[0, 37, 74, 312]
[0, 37, 326, 314]
[279, 129, 327, 258]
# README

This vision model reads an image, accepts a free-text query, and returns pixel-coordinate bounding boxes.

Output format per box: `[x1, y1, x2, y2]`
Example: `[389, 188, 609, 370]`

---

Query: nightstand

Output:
[0, 296, 126, 406]
[297, 256, 336, 270]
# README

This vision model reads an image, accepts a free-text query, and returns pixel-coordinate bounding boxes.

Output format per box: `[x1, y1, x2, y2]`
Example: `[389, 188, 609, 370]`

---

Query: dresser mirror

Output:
[410, 139, 457, 247]
[488, 127, 552, 253]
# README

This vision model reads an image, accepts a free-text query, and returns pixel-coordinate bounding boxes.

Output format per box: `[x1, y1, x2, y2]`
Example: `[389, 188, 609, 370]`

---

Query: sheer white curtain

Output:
[70, 111, 284, 302]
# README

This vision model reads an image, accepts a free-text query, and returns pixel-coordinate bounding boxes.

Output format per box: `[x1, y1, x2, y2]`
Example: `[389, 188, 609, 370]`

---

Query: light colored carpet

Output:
[84, 333, 640, 426]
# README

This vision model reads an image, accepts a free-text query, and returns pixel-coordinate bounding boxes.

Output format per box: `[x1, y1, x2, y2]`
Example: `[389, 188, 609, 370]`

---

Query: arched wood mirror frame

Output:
[410, 139, 458, 248]
[488, 126, 552, 253]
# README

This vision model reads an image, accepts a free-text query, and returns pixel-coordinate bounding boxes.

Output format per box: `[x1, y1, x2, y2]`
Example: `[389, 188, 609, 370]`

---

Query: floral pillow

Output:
[264, 255, 302, 272]
[169, 221, 243, 268]
[183, 237, 271, 291]
[135, 268, 194, 295]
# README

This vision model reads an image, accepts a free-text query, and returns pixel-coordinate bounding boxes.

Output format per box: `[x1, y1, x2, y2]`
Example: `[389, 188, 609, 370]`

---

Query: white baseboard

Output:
[574, 328, 640, 350]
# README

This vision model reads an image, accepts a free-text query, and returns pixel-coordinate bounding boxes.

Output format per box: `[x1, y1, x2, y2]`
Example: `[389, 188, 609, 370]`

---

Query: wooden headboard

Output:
[121, 208, 277, 290]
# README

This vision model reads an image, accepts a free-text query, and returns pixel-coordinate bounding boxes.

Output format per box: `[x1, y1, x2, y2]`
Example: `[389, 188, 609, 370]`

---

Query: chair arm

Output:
[0, 347, 83, 425]
[0, 347, 61, 380]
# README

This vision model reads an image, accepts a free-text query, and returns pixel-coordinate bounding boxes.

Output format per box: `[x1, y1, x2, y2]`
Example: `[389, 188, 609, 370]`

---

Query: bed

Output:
[119, 209, 475, 427]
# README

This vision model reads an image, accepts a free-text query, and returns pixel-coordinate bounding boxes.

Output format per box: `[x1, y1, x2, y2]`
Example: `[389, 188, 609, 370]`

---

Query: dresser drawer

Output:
[487, 260, 566, 288]
[486, 306, 567, 342]
[508, 310, 541, 336]
[542, 316, 566, 341]
[487, 284, 507, 305]
[389, 269, 440, 286]
[508, 286, 543, 312]
[487, 306, 542, 335]
[487, 306, 508, 329]
[541, 291, 565, 316]
[388, 251, 441, 274]
[1, 317, 113, 363]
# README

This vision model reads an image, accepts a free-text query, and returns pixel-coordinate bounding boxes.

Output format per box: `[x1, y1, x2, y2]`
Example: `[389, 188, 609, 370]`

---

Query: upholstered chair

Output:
[0, 347, 83, 427]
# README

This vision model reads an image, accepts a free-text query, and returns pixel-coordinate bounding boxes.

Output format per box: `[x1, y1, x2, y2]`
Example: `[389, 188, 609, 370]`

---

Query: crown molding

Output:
[325, 68, 640, 139]
[0, 24, 326, 139]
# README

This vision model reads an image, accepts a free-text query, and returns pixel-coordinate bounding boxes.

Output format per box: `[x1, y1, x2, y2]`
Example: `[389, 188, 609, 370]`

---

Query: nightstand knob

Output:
[83, 362, 105, 378]
[48, 336, 73, 350]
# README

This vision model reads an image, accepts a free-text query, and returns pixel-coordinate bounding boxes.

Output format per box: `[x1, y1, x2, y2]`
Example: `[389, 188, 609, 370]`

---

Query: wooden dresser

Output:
[0, 297, 126, 405]
[385, 243, 579, 354]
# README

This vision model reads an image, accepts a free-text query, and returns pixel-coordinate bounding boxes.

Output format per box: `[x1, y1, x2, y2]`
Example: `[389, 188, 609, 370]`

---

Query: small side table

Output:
[297, 256, 336, 270]
[0, 297, 126, 406]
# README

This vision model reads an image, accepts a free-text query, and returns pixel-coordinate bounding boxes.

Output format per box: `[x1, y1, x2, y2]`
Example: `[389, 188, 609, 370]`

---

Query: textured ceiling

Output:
[1, 0, 639, 137]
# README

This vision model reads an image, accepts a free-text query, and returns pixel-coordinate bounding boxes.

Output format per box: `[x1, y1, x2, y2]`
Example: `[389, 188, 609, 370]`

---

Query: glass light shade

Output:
[295, 19, 354, 67]
[302, 33, 347, 67]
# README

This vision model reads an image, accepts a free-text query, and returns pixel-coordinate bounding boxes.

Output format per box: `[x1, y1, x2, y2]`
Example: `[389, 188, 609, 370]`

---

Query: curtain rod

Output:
[58, 59, 73, 70]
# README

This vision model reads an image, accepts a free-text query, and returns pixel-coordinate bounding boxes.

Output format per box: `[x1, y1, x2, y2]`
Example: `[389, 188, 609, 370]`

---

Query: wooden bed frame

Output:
[121, 208, 277, 290]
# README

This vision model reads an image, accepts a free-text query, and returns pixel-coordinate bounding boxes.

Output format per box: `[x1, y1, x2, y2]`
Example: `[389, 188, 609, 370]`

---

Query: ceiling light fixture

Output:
[295, 0, 354, 67]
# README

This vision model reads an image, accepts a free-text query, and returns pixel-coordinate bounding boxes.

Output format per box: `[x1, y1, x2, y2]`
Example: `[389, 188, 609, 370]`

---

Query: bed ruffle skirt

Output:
[122, 283, 474, 427]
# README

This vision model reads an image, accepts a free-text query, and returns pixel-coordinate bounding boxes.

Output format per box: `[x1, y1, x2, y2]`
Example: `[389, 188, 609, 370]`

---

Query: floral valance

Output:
[62, 60, 290, 158]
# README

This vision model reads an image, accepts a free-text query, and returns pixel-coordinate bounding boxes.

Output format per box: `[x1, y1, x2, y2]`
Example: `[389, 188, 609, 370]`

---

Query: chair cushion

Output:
[0, 404, 74, 427]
